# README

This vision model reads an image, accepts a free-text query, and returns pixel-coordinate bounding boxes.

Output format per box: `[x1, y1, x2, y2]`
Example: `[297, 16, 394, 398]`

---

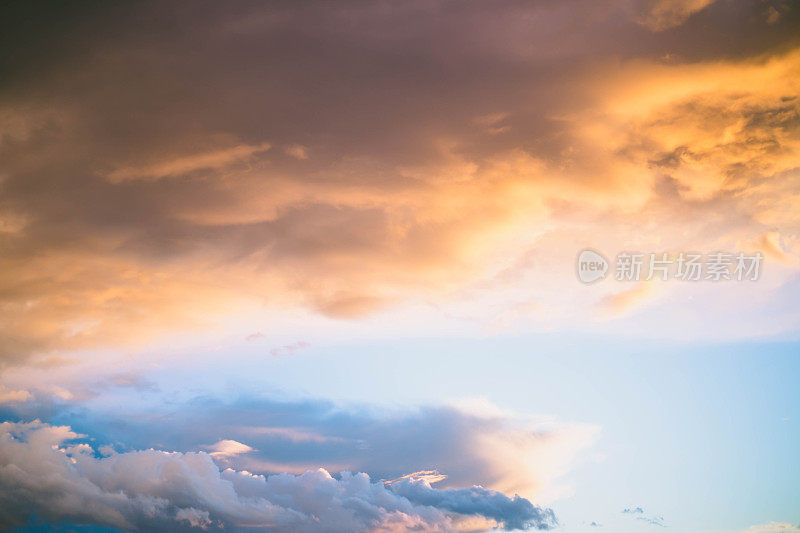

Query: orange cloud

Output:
[106, 143, 272, 183]
[635, 0, 717, 31]
[597, 282, 659, 318]
[2, 3, 799, 366]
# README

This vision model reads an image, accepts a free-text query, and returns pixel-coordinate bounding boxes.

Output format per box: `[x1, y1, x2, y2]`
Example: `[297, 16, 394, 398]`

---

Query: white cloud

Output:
[203, 439, 254, 458]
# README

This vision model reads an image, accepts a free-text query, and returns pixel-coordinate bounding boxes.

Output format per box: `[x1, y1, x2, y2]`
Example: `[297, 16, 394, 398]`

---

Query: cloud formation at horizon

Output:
[0, 420, 556, 532]
[0, 390, 598, 504]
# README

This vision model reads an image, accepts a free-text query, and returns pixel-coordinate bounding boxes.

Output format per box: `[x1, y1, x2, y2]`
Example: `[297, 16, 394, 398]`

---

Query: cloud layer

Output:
[2, 0, 800, 365]
[0, 420, 556, 532]
[0, 391, 597, 503]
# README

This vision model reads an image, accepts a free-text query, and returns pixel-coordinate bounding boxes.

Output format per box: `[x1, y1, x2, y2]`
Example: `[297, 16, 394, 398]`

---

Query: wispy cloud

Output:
[635, 0, 717, 31]
[622, 507, 666, 527]
[107, 143, 272, 183]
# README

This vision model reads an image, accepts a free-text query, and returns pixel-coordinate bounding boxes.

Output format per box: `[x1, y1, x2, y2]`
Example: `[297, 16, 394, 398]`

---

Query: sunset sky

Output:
[1, 1, 799, 532]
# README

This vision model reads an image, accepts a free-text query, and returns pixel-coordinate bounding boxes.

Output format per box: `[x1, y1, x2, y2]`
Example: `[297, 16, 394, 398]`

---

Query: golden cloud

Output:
[1, 3, 799, 364]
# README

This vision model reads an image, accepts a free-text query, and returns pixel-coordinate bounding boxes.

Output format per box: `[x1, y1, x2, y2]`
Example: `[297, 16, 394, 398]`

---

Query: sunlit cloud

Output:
[597, 282, 661, 318]
[635, 0, 717, 31]
[203, 439, 255, 459]
[0, 386, 30, 404]
[1, 1, 799, 364]
[106, 142, 272, 183]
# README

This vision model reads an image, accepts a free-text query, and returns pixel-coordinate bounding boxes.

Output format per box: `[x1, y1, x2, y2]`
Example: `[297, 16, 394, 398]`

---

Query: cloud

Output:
[239, 426, 346, 445]
[0, 386, 30, 404]
[754, 231, 796, 265]
[597, 282, 659, 318]
[203, 439, 255, 459]
[0, 393, 598, 502]
[283, 144, 309, 160]
[2, 0, 800, 365]
[389, 473, 555, 531]
[635, 0, 717, 31]
[106, 143, 272, 183]
[0, 420, 556, 532]
[92, 372, 159, 393]
[314, 294, 388, 319]
[269, 341, 310, 357]
[622, 507, 665, 527]
[387, 470, 449, 486]
[741, 523, 800, 533]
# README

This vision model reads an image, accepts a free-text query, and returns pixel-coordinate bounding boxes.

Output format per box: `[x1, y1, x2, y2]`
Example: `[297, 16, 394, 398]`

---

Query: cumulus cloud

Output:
[389, 473, 555, 531]
[0, 420, 556, 532]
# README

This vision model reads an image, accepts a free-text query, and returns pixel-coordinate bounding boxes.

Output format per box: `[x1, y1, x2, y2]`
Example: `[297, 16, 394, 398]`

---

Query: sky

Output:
[0, 0, 799, 532]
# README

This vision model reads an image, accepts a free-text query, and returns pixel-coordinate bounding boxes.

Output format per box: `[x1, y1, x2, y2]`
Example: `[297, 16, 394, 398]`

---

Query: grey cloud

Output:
[390, 478, 555, 531]
[0, 391, 597, 503]
[0, 420, 556, 532]
[35, 395, 596, 498]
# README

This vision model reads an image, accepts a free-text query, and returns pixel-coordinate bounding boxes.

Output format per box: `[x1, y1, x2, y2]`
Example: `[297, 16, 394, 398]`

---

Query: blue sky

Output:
[134, 336, 800, 531]
[6, 333, 796, 532]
